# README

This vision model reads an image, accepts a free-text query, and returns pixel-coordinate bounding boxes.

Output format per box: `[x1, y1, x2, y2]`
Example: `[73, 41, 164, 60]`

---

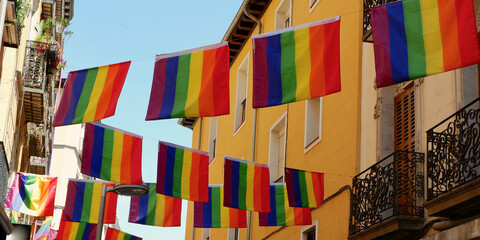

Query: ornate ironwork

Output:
[23, 41, 48, 89]
[427, 98, 480, 200]
[363, 0, 397, 40]
[350, 150, 424, 235]
[0, 142, 9, 204]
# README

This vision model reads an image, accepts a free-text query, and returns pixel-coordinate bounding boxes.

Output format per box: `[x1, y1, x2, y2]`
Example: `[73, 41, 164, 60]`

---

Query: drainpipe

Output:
[243, 4, 262, 240]
[191, 118, 203, 240]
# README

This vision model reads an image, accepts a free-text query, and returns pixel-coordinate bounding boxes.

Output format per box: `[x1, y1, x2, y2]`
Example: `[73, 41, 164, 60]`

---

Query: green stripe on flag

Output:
[101, 128, 114, 181]
[211, 187, 221, 228]
[403, 0, 426, 79]
[280, 31, 297, 104]
[81, 183, 94, 222]
[238, 162, 248, 209]
[172, 149, 184, 198]
[298, 171, 309, 208]
[23, 176, 36, 209]
[146, 184, 157, 225]
[275, 185, 286, 225]
[172, 54, 191, 117]
[74, 68, 98, 122]
[75, 223, 86, 240]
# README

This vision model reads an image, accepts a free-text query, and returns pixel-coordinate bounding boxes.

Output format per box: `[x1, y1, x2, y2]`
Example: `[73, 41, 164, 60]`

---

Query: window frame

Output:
[275, 0, 292, 30]
[208, 117, 218, 165]
[304, 97, 323, 153]
[301, 219, 318, 240]
[234, 53, 250, 135]
[309, 0, 320, 13]
[268, 112, 288, 183]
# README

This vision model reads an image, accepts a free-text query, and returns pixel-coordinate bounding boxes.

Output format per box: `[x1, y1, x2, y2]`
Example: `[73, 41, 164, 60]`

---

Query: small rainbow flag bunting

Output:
[285, 168, 324, 208]
[105, 228, 142, 240]
[53, 61, 131, 126]
[57, 221, 96, 240]
[156, 141, 209, 202]
[4, 173, 57, 216]
[259, 184, 312, 226]
[62, 179, 118, 224]
[194, 185, 247, 228]
[82, 122, 143, 184]
[145, 42, 230, 120]
[371, 0, 480, 88]
[129, 183, 182, 227]
[252, 17, 341, 108]
[223, 156, 270, 212]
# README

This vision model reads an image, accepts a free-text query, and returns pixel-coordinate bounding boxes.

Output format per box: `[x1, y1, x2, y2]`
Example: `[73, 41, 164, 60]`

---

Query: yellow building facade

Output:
[184, 0, 363, 239]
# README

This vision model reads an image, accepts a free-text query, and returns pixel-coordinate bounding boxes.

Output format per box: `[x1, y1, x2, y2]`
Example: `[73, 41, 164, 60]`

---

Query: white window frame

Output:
[275, 0, 292, 30]
[309, 0, 320, 13]
[268, 112, 288, 183]
[304, 97, 323, 153]
[208, 117, 218, 165]
[202, 228, 211, 240]
[234, 53, 250, 135]
[227, 228, 240, 240]
[301, 219, 318, 240]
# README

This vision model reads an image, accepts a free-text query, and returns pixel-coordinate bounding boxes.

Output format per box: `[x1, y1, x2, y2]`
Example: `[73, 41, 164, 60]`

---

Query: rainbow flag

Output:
[223, 156, 270, 212]
[4, 173, 57, 216]
[252, 17, 341, 108]
[105, 228, 142, 240]
[285, 168, 324, 208]
[57, 221, 96, 240]
[156, 141, 209, 202]
[145, 42, 230, 120]
[259, 184, 312, 226]
[53, 61, 131, 126]
[372, 0, 480, 88]
[194, 185, 247, 228]
[129, 183, 182, 227]
[62, 179, 118, 224]
[33, 217, 56, 240]
[82, 123, 143, 184]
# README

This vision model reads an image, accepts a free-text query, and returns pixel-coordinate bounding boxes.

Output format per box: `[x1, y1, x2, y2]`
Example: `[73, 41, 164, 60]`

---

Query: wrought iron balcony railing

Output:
[363, 0, 397, 41]
[0, 142, 9, 205]
[427, 97, 480, 200]
[23, 41, 49, 90]
[350, 150, 424, 235]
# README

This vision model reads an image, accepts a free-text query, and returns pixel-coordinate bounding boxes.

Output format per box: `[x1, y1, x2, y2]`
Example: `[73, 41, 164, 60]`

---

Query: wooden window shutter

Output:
[394, 83, 415, 152]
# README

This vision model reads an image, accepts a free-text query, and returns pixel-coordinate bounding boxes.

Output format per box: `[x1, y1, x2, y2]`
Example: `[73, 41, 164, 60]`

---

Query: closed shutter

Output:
[394, 83, 415, 152]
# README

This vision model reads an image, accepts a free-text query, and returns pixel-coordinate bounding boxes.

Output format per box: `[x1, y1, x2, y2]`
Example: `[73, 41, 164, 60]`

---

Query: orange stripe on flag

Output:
[309, 24, 326, 97]
[199, 49, 216, 116]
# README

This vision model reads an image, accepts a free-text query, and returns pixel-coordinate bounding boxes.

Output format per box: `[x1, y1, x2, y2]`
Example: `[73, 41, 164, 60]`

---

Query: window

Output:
[228, 228, 239, 240]
[202, 229, 211, 240]
[269, 113, 287, 182]
[309, 0, 319, 12]
[275, 0, 292, 30]
[304, 98, 322, 152]
[209, 117, 218, 164]
[234, 54, 249, 133]
[301, 219, 318, 240]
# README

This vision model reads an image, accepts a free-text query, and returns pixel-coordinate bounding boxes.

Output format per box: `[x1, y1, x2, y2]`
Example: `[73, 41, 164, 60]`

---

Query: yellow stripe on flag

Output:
[185, 51, 203, 116]
[304, 172, 316, 208]
[155, 193, 166, 226]
[283, 186, 294, 225]
[110, 131, 123, 183]
[89, 183, 103, 223]
[220, 187, 228, 228]
[245, 164, 255, 210]
[294, 27, 312, 101]
[181, 150, 193, 199]
[83, 66, 109, 122]
[68, 222, 78, 240]
[420, 0, 444, 75]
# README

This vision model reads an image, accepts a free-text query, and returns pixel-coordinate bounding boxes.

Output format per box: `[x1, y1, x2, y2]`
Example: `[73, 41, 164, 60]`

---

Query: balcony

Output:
[425, 97, 480, 218]
[349, 151, 425, 240]
[362, 0, 397, 42]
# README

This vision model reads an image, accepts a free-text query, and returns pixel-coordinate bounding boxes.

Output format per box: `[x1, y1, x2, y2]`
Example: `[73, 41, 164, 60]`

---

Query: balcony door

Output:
[394, 83, 416, 216]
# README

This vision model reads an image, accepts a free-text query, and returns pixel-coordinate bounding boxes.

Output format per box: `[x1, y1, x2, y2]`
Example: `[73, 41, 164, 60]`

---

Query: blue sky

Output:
[62, 1, 242, 238]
